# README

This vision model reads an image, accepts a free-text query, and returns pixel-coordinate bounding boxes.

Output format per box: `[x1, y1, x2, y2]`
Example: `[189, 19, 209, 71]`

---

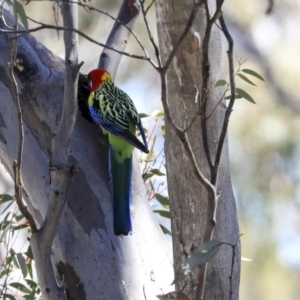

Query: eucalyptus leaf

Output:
[153, 210, 171, 219]
[0, 194, 14, 203]
[10, 282, 31, 293]
[242, 69, 265, 81]
[160, 224, 172, 235]
[236, 88, 256, 104]
[2, 294, 16, 300]
[237, 73, 256, 86]
[155, 194, 169, 208]
[17, 253, 27, 278]
[142, 173, 154, 181]
[150, 168, 165, 176]
[224, 94, 243, 100]
[215, 79, 227, 87]
[15, 0, 29, 30]
[138, 113, 149, 118]
[174, 240, 222, 284]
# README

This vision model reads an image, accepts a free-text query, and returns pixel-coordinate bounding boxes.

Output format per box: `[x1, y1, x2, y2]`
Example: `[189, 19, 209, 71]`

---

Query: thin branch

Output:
[139, 0, 162, 68]
[160, 75, 216, 196]
[51, 6, 79, 162]
[0, 20, 157, 67]
[69, 0, 151, 61]
[204, 85, 229, 121]
[30, 2, 80, 299]
[8, 14, 37, 233]
[162, 0, 204, 74]
[194, 1, 225, 299]
[266, 0, 274, 14]
[145, 0, 155, 15]
[200, 0, 224, 172]
[211, 14, 235, 186]
[152, 0, 207, 141]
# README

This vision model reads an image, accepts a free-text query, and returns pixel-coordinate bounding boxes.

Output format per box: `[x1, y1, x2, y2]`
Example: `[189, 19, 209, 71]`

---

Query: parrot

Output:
[87, 68, 149, 236]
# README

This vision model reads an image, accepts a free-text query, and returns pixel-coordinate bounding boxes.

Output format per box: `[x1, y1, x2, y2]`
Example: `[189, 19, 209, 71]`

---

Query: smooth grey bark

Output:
[0, 9, 173, 300]
[98, 0, 140, 77]
[156, 1, 240, 299]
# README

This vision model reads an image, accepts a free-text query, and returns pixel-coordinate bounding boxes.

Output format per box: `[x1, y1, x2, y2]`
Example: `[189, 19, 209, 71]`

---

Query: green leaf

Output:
[14, 0, 29, 31]
[142, 172, 154, 181]
[236, 88, 256, 104]
[160, 224, 172, 235]
[174, 240, 222, 284]
[150, 168, 165, 176]
[27, 262, 33, 279]
[153, 210, 171, 219]
[0, 221, 12, 242]
[9, 282, 31, 293]
[161, 125, 165, 136]
[155, 194, 169, 208]
[242, 69, 265, 81]
[0, 194, 14, 203]
[15, 214, 25, 222]
[0, 268, 11, 277]
[1, 200, 14, 216]
[2, 294, 17, 300]
[11, 251, 20, 268]
[149, 180, 155, 193]
[138, 113, 149, 118]
[224, 94, 243, 100]
[215, 79, 227, 87]
[25, 279, 38, 289]
[154, 111, 164, 118]
[17, 253, 27, 278]
[237, 73, 256, 86]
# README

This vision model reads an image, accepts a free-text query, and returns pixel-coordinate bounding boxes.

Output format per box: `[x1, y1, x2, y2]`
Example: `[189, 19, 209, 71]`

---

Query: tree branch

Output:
[0, 18, 155, 66]
[30, 2, 80, 299]
[8, 10, 37, 234]
[69, 0, 153, 66]
[99, 0, 143, 77]
[139, 0, 161, 68]
[200, 0, 224, 172]
[211, 14, 235, 186]
[195, 1, 225, 299]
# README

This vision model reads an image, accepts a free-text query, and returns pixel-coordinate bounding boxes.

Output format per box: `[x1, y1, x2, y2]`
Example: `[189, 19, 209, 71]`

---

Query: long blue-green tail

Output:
[109, 146, 132, 236]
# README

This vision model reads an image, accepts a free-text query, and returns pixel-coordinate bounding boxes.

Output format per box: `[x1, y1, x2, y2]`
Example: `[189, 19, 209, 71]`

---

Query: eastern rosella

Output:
[88, 69, 149, 236]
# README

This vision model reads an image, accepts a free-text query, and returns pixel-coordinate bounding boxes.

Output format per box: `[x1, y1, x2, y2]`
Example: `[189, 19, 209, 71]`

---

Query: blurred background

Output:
[1, 0, 300, 299]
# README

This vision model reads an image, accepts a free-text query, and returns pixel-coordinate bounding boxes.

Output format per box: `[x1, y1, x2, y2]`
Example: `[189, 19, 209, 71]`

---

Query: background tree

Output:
[155, 0, 240, 298]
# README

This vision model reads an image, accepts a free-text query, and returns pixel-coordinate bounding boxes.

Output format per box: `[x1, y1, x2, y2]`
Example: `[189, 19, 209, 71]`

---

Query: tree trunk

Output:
[156, 1, 241, 299]
[0, 8, 173, 300]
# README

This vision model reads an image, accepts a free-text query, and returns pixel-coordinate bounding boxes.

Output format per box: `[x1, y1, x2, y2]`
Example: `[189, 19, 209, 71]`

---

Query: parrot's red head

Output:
[88, 69, 112, 92]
